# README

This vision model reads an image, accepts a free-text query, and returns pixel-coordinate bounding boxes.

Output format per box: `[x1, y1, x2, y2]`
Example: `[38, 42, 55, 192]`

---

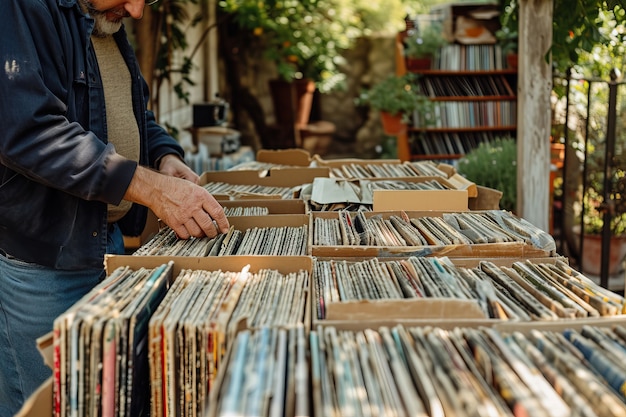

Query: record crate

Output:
[133, 214, 311, 257]
[307, 317, 626, 417]
[308, 210, 557, 259]
[199, 166, 329, 200]
[17, 255, 313, 417]
[310, 255, 616, 328]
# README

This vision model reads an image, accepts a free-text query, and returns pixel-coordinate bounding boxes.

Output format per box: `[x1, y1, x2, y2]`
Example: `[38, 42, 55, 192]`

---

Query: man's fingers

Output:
[185, 218, 205, 238]
[203, 201, 230, 234]
[196, 211, 220, 238]
[172, 224, 190, 240]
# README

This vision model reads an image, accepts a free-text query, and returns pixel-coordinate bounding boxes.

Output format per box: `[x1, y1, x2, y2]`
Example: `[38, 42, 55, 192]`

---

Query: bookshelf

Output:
[395, 5, 518, 161]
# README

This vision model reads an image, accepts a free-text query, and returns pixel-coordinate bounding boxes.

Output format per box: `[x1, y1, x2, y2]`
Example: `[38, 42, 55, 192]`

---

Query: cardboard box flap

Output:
[445, 173, 477, 197]
[373, 189, 468, 211]
[104, 254, 313, 277]
[16, 332, 55, 417]
[324, 298, 486, 321]
[468, 185, 503, 211]
[16, 377, 53, 417]
[200, 167, 329, 188]
[310, 177, 373, 205]
[493, 315, 626, 334]
[436, 162, 456, 177]
[36, 332, 54, 370]
[228, 192, 283, 200]
[313, 155, 402, 168]
[256, 148, 313, 167]
[313, 318, 499, 331]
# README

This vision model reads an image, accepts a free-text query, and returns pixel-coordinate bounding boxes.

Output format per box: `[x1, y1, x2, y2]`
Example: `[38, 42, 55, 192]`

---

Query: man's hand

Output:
[124, 165, 229, 239]
[157, 154, 200, 183]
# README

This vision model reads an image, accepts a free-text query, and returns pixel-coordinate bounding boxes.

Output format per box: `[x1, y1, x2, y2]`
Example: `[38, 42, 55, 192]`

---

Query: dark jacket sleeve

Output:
[0, 1, 138, 206]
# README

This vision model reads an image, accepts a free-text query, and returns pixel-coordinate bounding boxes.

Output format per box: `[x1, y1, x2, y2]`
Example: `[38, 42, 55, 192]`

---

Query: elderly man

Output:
[0, 1, 229, 414]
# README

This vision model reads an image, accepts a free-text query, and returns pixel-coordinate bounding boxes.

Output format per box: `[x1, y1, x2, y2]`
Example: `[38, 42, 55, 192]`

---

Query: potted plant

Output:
[495, 0, 519, 68]
[572, 171, 626, 276]
[457, 136, 517, 212]
[220, 0, 368, 147]
[356, 73, 433, 135]
[220, 0, 361, 94]
[404, 23, 448, 71]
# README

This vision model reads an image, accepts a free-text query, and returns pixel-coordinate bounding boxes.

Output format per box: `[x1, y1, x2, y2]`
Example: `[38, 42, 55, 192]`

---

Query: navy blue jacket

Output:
[0, 0, 185, 269]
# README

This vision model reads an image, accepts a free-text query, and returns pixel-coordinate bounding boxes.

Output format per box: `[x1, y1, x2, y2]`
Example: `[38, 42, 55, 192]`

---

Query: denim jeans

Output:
[0, 223, 124, 417]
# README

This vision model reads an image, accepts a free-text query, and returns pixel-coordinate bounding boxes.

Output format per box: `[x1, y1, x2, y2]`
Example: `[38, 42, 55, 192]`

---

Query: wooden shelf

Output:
[410, 153, 463, 160]
[411, 69, 518, 76]
[429, 96, 516, 102]
[395, 28, 518, 162]
[409, 126, 517, 133]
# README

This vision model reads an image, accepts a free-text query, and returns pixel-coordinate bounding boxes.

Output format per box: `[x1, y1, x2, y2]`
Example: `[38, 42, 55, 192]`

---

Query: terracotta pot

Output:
[267, 78, 316, 148]
[380, 111, 407, 136]
[506, 53, 518, 69]
[268, 78, 316, 127]
[406, 57, 432, 72]
[575, 230, 626, 276]
[550, 142, 565, 168]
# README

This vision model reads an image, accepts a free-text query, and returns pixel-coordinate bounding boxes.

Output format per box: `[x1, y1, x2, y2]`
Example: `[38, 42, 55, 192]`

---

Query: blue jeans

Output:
[0, 224, 124, 417]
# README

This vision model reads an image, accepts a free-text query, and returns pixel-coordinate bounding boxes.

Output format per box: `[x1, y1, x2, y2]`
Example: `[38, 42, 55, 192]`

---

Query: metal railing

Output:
[557, 68, 626, 288]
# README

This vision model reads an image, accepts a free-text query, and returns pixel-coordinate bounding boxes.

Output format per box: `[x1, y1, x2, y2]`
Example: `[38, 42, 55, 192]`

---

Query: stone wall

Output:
[240, 35, 397, 158]
[154, 19, 397, 159]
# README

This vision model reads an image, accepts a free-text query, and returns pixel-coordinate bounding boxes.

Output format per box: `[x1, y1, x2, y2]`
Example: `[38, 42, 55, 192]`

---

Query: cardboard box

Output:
[132, 214, 310, 257]
[318, 314, 626, 334]
[310, 256, 567, 326]
[310, 255, 626, 331]
[199, 167, 329, 199]
[255, 148, 315, 167]
[19, 255, 313, 417]
[308, 176, 472, 210]
[321, 298, 487, 321]
[253, 150, 479, 199]
[309, 211, 555, 259]
[104, 254, 312, 288]
[312, 155, 454, 177]
[373, 189, 468, 211]
[16, 334, 54, 417]
[313, 155, 402, 169]
[468, 185, 504, 210]
[105, 255, 313, 374]
[123, 209, 160, 250]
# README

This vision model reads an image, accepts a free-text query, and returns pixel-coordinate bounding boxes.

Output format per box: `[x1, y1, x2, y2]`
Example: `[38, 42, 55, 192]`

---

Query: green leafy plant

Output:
[457, 137, 517, 212]
[495, 0, 518, 55]
[551, 0, 625, 76]
[219, 0, 365, 92]
[574, 186, 626, 236]
[404, 22, 448, 59]
[572, 140, 626, 236]
[356, 73, 433, 121]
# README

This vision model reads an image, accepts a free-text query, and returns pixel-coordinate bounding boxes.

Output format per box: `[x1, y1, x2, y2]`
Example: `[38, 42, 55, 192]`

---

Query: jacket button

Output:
[92, 231, 98, 237]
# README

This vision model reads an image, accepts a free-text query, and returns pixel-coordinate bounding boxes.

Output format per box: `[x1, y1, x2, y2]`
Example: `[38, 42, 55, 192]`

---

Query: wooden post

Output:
[516, 0, 553, 232]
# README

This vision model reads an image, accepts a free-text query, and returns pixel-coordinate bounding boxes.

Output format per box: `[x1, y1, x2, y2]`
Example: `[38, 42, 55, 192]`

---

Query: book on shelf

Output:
[419, 75, 515, 99]
[399, 32, 517, 161]
[436, 44, 504, 71]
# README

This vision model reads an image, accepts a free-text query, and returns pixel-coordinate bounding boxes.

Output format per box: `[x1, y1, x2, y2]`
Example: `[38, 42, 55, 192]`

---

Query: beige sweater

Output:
[91, 35, 140, 223]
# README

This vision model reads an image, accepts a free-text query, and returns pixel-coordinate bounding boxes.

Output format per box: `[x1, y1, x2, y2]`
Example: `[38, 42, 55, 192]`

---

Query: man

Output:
[0, 1, 230, 415]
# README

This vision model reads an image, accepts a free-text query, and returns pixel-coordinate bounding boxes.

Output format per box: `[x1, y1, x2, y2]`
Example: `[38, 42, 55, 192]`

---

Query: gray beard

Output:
[78, 0, 123, 37]
[93, 17, 123, 37]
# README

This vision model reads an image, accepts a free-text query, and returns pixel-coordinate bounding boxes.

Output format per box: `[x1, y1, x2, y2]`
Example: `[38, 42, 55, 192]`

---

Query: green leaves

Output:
[356, 73, 432, 118]
[457, 137, 517, 212]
